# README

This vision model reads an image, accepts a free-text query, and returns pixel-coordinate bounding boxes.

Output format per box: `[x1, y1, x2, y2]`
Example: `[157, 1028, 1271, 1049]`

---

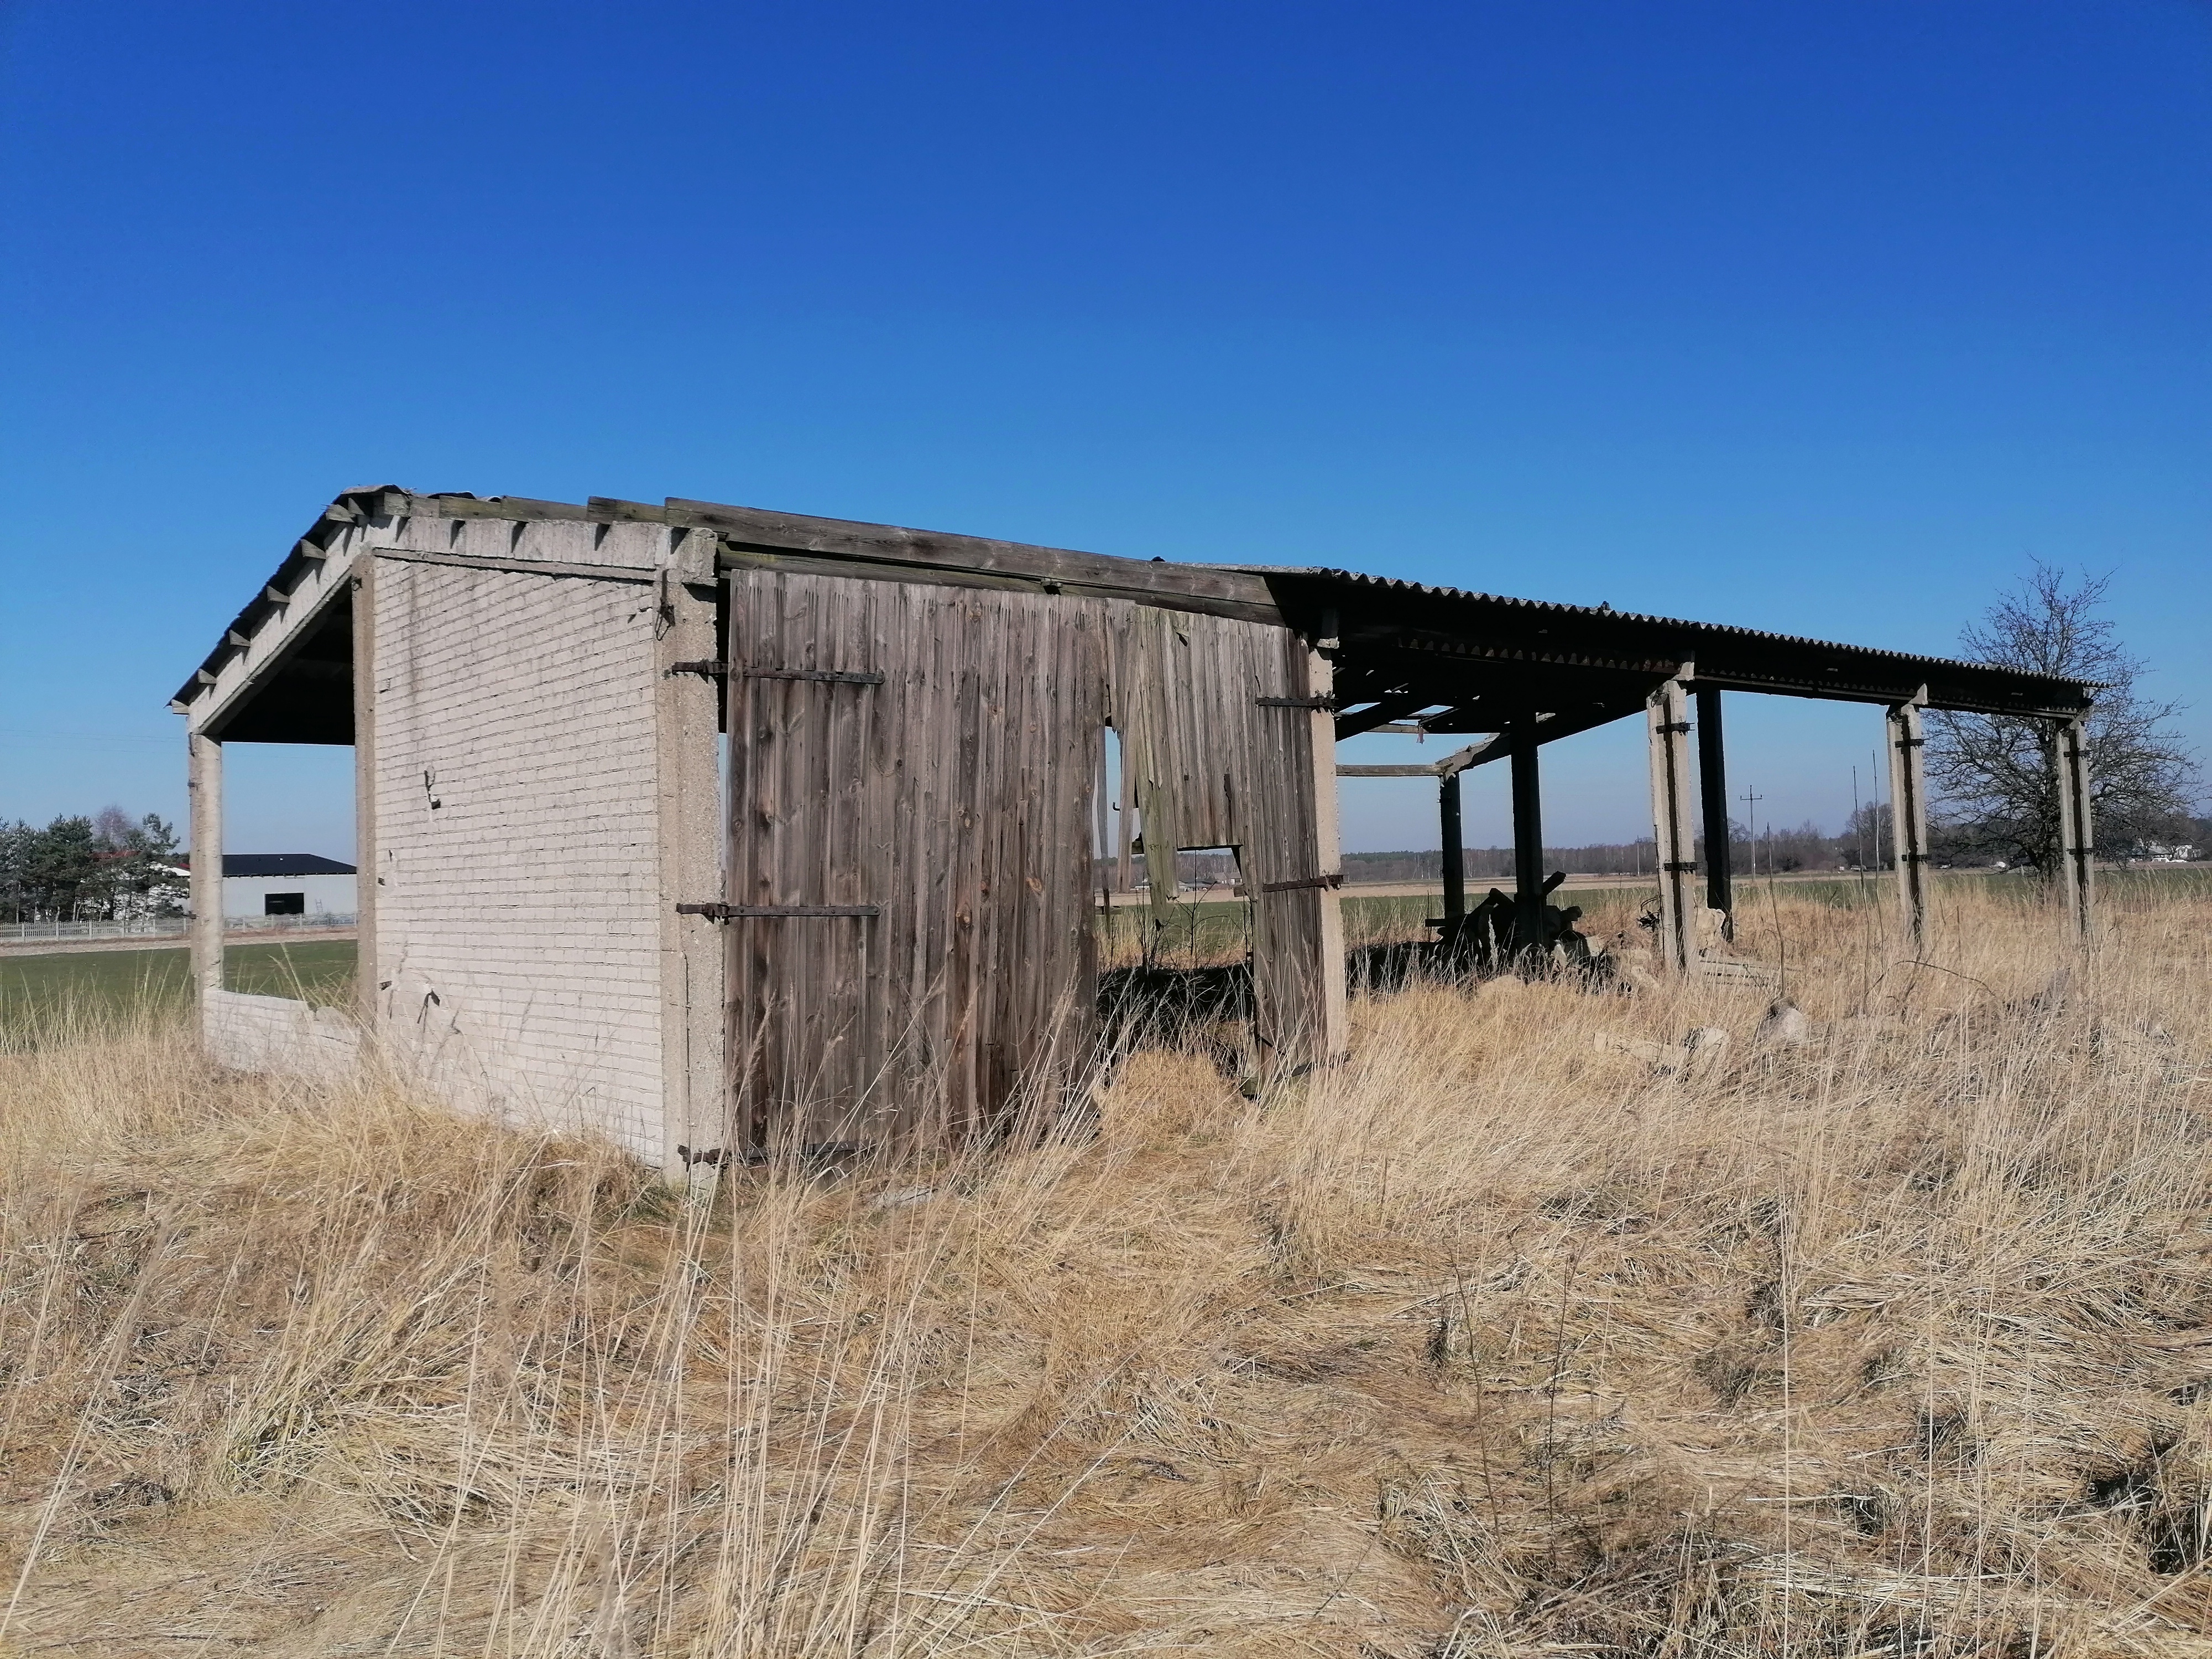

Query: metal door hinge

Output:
[1258, 873, 1344, 894]
[677, 902, 880, 919]
[669, 661, 884, 685]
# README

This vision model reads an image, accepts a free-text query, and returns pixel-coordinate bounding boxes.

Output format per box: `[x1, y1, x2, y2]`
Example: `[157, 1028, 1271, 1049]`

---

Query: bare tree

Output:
[1927, 563, 2199, 870]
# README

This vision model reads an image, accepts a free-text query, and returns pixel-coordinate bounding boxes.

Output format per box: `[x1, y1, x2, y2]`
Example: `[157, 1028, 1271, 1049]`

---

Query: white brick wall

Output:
[369, 535, 671, 1160]
[206, 989, 361, 1082]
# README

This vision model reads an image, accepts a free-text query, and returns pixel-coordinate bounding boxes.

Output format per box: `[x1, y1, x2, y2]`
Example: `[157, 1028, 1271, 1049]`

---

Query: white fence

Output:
[0, 914, 359, 946]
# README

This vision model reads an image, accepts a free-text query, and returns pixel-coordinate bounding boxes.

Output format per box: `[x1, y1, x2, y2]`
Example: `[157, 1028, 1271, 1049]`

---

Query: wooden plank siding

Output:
[722, 570, 1344, 1154]
[723, 571, 1109, 1150]
[1108, 609, 1347, 1074]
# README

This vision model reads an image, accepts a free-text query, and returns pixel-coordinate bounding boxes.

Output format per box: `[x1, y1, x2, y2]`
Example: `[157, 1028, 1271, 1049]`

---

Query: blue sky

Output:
[3, 1, 2206, 857]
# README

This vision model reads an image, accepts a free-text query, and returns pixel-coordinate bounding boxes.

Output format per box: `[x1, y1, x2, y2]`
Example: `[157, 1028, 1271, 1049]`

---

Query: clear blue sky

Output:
[3, 1, 2206, 857]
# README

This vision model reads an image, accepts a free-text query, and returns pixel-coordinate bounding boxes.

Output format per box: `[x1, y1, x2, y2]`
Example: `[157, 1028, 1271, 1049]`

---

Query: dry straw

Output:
[3, 877, 2210, 1656]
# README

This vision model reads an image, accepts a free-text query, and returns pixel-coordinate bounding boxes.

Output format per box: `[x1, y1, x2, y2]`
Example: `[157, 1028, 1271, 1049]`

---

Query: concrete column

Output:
[1646, 672, 1697, 973]
[1510, 713, 1545, 952]
[1886, 692, 1932, 953]
[188, 729, 223, 1020]
[1695, 685, 1732, 928]
[656, 532, 729, 1176]
[1438, 769, 1465, 923]
[351, 562, 378, 1024]
[2054, 716, 2095, 940]
[1303, 643, 1349, 1063]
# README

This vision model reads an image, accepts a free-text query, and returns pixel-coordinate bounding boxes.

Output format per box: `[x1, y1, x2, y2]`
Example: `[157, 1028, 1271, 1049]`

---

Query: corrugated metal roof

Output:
[1265, 565, 2096, 686]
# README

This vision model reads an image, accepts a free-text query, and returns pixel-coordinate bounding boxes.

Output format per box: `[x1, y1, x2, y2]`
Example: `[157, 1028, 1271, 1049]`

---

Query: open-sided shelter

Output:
[174, 488, 2098, 1167]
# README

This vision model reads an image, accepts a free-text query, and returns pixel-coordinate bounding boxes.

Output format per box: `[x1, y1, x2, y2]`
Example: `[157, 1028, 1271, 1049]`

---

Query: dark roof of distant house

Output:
[220, 854, 357, 878]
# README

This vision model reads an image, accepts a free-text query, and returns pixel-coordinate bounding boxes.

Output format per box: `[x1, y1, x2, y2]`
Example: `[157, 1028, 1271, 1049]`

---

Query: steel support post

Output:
[1886, 692, 1932, 953]
[1439, 768, 1465, 922]
[1510, 713, 1545, 952]
[187, 729, 223, 1025]
[1646, 674, 1698, 973]
[2054, 716, 2095, 940]
[1694, 685, 1732, 928]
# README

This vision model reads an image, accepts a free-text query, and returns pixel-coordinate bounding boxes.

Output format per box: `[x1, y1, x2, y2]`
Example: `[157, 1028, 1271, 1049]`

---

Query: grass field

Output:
[1105, 865, 2212, 968]
[0, 940, 357, 1040]
[3, 879, 2209, 1656]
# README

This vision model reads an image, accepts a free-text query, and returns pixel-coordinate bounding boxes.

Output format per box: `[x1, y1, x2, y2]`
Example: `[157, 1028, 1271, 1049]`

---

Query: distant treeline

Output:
[1, 810, 184, 925]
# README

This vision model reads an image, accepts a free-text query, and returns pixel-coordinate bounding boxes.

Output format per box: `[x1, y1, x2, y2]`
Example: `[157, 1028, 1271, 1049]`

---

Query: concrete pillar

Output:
[1646, 672, 1697, 973]
[1304, 644, 1349, 1064]
[351, 562, 378, 1024]
[1439, 769, 1465, 923]
[1510, 713, 1544, 952]
[1886, 692, 1932, 953]
[2054, 716, 2095, 940]
[655, 534, 728, 1176]
[1695, 685, 1732, 928]
[187, 729, 223, 1020]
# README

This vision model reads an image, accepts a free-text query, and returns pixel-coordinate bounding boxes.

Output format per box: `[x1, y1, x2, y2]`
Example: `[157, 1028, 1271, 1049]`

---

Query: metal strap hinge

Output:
[677, 903, 880, 919]
[1256, 696, 1334, 709]
[1258, 873, 1344, 894]
[667, 662, 884, 685]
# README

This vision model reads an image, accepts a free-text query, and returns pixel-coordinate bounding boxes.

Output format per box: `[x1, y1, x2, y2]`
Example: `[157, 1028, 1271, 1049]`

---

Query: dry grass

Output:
[4, 884, 2211, 1657]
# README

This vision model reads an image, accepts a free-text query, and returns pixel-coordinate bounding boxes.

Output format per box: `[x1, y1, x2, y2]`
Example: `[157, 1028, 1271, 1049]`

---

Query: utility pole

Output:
[1851, 765, 1863, 871]
[1740, 786, 1764, 883]
[1871, 749, 1885, 868]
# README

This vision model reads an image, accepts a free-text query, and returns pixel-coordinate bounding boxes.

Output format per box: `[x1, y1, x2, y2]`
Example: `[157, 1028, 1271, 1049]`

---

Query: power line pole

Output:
[1851, 765, 1863, 871]
[1740, 786, 1765, 882]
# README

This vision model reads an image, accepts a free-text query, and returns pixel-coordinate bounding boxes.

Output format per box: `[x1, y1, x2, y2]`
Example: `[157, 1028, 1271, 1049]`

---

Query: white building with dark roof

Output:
[218, 854, 357, 920]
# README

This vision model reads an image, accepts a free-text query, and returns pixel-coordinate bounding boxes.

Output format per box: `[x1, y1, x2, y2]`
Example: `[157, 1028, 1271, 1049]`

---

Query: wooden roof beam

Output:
[1334, 691, 1442, 740]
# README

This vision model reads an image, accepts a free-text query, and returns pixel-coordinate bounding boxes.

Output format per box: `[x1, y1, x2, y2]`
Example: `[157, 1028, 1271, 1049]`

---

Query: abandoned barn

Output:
[173, 488, 2099, 1167]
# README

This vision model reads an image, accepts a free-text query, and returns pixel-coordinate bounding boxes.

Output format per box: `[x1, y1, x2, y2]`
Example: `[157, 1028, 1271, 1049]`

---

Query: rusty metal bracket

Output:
[1258, 873, 1344, 894]
[676, 902, 880, 919]
[667, 662, 884, 685]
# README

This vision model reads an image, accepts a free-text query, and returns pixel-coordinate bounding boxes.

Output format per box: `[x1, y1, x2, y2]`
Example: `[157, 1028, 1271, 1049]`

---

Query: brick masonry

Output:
[368, 516, 675, 1160]
[205, 988, 361, 1082]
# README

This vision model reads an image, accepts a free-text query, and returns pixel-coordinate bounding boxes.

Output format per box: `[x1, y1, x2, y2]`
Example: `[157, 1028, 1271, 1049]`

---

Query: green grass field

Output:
[0, 940, 357, 1042]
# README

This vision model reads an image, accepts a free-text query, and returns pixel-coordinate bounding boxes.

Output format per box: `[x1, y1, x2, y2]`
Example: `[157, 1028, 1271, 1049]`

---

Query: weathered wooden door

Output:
[1107, 607, 1347, 1074]
[723, 570, 1109, 1152]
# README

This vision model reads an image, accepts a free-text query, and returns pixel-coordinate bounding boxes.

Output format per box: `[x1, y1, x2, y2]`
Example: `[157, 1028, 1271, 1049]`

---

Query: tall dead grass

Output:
[3, 882, 2211, 1657]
